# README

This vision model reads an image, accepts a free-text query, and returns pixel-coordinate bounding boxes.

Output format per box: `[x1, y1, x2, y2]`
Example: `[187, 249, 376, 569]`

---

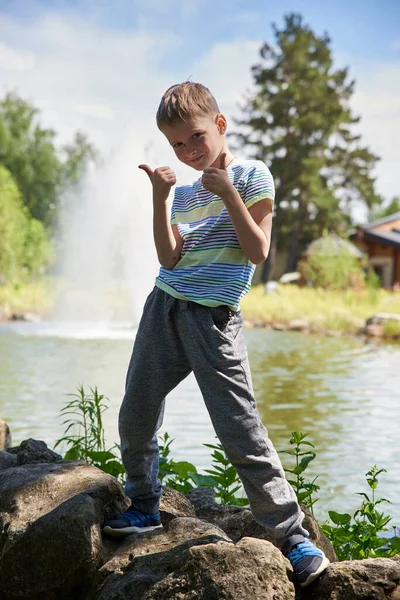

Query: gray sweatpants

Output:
[118, 286, 308, 547]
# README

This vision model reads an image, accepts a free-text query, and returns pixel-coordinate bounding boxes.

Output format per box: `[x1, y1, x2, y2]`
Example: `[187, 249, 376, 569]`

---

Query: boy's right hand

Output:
[139, 164, 176, 203]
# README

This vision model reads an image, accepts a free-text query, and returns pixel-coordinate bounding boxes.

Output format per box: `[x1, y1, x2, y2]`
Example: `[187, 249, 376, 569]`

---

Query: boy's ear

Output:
[215, 113, 227, 135]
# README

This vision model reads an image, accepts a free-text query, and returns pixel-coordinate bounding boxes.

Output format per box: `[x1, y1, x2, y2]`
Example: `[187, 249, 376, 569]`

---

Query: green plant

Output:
[204, 442, 249, 506]
[279, 431, 319, 514]
[158, 434, 248, 506]
[300, 249, 367, 291]
[53, 394, 400, 558]
[54, 385, 125, 481]
[158, 433, 214, 494]
[383, 319, 400, 338]
[321, 466, 400, 560]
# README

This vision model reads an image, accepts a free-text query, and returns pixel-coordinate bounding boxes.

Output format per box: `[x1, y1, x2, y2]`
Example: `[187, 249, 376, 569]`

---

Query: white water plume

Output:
[56, 132, 159, 327]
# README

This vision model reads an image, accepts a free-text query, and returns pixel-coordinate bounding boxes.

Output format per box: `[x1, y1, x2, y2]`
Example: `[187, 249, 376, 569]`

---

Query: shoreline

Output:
[242, 315, 400, 342]
[1, 280, 400, 342]
[1, 310, 399, 343]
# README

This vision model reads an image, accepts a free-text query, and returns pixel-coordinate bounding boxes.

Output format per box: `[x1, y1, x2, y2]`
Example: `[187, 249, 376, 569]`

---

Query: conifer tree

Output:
[234, 13, 380, 278]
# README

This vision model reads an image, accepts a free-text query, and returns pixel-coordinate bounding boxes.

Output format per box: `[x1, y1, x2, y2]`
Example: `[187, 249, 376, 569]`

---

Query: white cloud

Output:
[191, 40, 260, 115]
[0, 11, 180, 150]
[73, 104, 115, 120]
[350, 61, 400, 203]
[228, 11, 259, 25]
[0, 41, 35, 71]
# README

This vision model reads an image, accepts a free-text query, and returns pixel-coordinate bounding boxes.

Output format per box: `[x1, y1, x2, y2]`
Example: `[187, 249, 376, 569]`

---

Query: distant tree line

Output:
[0, 92, 96, 283]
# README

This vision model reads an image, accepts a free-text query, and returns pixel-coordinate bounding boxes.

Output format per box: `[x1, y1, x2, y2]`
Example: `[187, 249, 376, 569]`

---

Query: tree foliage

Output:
[0, 165, 53, 283]
[0, 92, 97, 226]
[233, 13, 381, 276]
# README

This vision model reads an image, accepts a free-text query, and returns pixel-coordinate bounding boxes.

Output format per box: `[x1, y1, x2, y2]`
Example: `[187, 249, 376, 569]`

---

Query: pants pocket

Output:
[209, 306, 242, 342]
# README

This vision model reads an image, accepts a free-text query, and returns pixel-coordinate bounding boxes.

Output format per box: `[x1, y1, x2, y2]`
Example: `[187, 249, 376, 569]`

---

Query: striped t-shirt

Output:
[155, 158, 275, 310]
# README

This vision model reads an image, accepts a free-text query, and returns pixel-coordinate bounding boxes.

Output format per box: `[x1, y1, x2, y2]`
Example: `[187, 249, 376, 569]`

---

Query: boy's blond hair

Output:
[156, 82, 220, 129]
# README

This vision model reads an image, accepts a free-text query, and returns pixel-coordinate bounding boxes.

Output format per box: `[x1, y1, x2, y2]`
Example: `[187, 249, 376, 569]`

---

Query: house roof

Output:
[363, 228, 400, 250]
[349, 211, 400, 250]
[364, 211, 400, 230]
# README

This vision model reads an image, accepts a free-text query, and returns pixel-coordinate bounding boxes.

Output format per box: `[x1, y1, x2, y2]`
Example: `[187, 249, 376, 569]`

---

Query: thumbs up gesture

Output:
[201, 153, 234, 198]
[138, 164, 177, 203]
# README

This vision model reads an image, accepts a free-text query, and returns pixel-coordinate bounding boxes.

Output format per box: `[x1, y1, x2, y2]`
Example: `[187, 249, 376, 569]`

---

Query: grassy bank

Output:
[241, 284, 400, 338]
[0, 278, 56, 319]
[2, 279, 400, 339]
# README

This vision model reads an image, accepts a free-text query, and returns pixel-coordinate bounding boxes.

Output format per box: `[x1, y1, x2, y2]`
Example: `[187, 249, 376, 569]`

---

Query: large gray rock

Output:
[94, 533, 295, 600]
[16, 438, 62, 464]
[0, 449, 397, 600]
[301, 557, 400, 600]
[0, 450, 17, 470]
[92, 516, 232, 597]
[159, 485, 196, 525]
[0, 419, 11, 450]
[0, 438, 62, 472]
[366, 313, 400, 325]
[0, 459, 129, 600]
[186, 486, 337, 562]
[187, 485, 217, 513]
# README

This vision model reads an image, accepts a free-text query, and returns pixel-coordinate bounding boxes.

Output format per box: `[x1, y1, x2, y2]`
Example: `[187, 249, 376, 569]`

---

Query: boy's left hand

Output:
[201, 154, 234, 198]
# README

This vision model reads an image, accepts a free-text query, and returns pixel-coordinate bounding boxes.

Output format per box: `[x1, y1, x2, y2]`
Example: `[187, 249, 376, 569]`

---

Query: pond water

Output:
[0, 321, 399, 525]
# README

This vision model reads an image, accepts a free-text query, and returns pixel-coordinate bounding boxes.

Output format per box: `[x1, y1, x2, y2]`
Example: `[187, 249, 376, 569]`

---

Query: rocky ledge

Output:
[0, 437, 399, 600]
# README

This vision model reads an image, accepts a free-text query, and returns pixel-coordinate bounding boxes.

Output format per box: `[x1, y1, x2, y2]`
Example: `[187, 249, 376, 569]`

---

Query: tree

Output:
[0, 165, 53, 283]
[370, 196, 400, 222]
[233, 13, 381, 279]
[0, 93, 97, 226]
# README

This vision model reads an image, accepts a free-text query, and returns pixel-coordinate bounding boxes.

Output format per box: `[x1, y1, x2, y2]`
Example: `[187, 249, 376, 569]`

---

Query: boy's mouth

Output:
[190, 155, 204, 164]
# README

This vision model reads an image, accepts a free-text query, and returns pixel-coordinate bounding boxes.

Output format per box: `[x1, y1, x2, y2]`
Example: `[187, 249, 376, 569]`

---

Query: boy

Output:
[103, 82, 329, 588]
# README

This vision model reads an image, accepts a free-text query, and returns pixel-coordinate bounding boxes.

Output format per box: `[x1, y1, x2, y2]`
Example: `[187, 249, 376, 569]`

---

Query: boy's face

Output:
[161, 114, 227, 171]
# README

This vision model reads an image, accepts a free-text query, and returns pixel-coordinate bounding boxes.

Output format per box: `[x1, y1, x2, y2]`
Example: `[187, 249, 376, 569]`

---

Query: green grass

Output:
[382, 320, 400, 338]
[0, 277, 56, 319]
[2, 279, 400, 340]
[241, 284, 400, 337]
[0, 277, 132, 321]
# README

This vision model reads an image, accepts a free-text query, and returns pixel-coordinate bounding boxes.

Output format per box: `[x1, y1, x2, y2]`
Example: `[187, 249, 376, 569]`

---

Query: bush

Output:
[300, 244, 372, 291]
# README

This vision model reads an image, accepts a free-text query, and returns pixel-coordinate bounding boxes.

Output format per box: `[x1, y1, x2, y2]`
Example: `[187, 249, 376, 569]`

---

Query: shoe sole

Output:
[103, 524, 163, 539]
[300, 555, 330, 587]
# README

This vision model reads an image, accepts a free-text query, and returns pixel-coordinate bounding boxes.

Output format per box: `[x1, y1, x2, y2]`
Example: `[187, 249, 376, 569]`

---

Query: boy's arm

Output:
[202, 157, 273, 264]
[222, 192, 272, 264]
[153, 198, 183, 269]
[139, 164, 183, 269]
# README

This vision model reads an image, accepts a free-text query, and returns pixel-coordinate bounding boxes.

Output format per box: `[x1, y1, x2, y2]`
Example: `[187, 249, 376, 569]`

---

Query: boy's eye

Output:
[173, 142, 183, 148]
[193, 132, 203, 139]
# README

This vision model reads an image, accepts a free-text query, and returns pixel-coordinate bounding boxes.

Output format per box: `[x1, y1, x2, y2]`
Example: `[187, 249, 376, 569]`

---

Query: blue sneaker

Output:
[103, 506, 162, 539]
[282, 535, 330, 587]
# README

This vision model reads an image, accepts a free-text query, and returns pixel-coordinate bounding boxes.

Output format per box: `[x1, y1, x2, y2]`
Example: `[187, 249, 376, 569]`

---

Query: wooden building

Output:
[350, 212, 400, 287]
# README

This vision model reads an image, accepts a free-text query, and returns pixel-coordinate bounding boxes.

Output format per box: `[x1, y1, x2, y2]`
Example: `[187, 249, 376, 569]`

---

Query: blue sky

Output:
[0, 0, 399, 213]
[3, 0, 399, 61]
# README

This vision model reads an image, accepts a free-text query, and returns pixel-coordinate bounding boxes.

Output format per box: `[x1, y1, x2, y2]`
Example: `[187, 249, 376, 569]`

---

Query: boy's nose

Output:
[186, 147, 197, 159]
